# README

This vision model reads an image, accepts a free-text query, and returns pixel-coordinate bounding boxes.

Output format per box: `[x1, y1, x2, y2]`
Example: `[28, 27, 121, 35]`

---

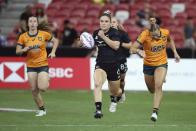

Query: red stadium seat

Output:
[60, 4, 73, 10]
[129, 33, 138, 41]
[116, 4, 130, 11]
[13, 25, 21, 33]
[54, 10, 70, 19]
[69, 17, 80, 26]
[47, 2, 62, 10]
[45, 9, 56, 18]
[76, 25, 89, 34]
[71, 10, 86, 18]
[7, 33, 17, 46]
[33, 3, 45, 9]
[123, 19, 135, 27]
[185, 4, 196, 11]
[127, 26, 142, 34]
[92, 19, 100, 25]
[74, 4, 88, 11]
[86, 10, 100, 18]
[186, 10, 196, 18]
[78, 18, 93, 26]
[52, 18, 64, 29]
[88, 3, 102, 11]
[158, 10, 172, 19]
[102, 4, 116, 13]
[175, 12, 187, 19]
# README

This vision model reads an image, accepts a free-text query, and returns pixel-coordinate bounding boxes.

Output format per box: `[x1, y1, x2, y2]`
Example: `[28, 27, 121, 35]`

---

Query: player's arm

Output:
[130, 41, 146, 58]
[48, 37, 58, 59]
[16, 45, 29, 55]
[98, 30, 120, 50]
[167, 36, 180, 62]
[16, 35, 29, 55]
[121, 42, 132, 49]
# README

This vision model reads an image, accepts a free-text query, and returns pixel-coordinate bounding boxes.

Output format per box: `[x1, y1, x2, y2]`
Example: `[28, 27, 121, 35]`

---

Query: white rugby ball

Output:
[80, 32, 94, 49]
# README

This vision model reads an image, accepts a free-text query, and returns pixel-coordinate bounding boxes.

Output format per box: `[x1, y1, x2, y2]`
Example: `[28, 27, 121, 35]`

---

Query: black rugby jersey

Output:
[117, 29, 131, 62]
[93, 27, 120, 63]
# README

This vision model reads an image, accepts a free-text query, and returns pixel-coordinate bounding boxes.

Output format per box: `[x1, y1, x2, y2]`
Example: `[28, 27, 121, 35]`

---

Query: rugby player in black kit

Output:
[110, 17, 132, 106]
[93, 12, 122, 119]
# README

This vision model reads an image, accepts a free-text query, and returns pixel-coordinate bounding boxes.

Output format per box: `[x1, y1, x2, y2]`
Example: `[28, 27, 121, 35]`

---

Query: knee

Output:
[155, 83, 162, 91]
[94, 81, 102, 89]
[38, 83, 49, 92]
[32, 88, 39, 95]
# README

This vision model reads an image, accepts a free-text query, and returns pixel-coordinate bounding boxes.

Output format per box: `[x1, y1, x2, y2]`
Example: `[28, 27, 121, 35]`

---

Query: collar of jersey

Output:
[28, 30, 39, 37]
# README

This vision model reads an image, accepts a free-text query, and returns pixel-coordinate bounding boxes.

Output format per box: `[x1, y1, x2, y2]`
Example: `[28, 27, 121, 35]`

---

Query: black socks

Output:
[95, 102, 102, 111]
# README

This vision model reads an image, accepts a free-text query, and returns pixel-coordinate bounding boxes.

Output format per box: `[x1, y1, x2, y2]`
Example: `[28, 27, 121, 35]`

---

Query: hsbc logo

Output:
[0, 62, 28, 82]
[49, 67, 73, 78]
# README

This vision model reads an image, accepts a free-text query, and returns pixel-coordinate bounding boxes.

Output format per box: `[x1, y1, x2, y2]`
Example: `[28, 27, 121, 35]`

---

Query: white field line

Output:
[0, 108, 37, 112]
[0, 124, 196, 127]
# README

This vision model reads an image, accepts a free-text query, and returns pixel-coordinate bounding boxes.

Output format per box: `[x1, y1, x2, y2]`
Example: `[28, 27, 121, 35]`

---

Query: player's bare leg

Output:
[151, 67, 167, 121]
[93, 69, 107, 118]
[28, 72, 46, 116]
[108, 80, 122, 112]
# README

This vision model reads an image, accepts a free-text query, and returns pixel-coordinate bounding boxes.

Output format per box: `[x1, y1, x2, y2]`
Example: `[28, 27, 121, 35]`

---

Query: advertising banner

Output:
[0, 57, 90, 89]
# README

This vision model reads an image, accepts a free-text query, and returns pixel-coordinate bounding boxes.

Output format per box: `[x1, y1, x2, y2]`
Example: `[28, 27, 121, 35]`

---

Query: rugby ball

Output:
[80, 32, 94, 49]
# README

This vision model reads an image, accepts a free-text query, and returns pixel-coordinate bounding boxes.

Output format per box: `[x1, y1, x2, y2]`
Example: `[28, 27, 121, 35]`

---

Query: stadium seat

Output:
[69, 17, 80, 27]
[45, 9, 56, 18]
[116, 4, 130, 11]
[76, 25, 89, 34]
[33, 3, 45, 9]
[158, 10, 172, 19]
[129, 33, 138, 41]
[86, 10, 100, 18]
[60, 4, 73, 10]
[88, 3, 102, 11]
[175, 12, 187, 19]
[47, 2, 62, 10]
[74, 4, 88, 11]
[54, 10, 70, 19]
[7, 33, 17, 46]
[123, 19, 135, 27]
[71, 10, 86, 18]
[13, 25, 21, 33]
[78, 18, 93, 26]
[102, 4, 116, 13]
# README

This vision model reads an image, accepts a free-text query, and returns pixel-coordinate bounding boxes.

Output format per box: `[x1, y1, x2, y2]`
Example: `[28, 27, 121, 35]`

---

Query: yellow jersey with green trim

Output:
[136, 28, 170, 66]
[17, 30, 52, 67]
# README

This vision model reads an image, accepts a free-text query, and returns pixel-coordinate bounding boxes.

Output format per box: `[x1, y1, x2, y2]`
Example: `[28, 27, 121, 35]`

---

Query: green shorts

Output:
[27, 66, 49, 73]
[143, 63, 168, 75]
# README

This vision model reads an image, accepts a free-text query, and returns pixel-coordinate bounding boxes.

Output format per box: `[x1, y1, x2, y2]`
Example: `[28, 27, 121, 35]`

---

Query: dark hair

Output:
[27, 16, 51, 33]
[64, 20, 70, 25]
[35, 7, 44, 17]
[149, 18, 160, 32]
[187, 16, 193, 20]
[100, 11, 111, 22]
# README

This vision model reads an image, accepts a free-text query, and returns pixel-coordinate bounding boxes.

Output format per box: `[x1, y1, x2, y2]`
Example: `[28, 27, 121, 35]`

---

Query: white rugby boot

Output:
[35, 110, 46, 116]
[109, 102, 117, 112]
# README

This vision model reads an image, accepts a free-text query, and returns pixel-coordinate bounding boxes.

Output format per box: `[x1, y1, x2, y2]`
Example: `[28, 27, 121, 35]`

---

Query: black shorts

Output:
[27, 66, 49, 73]
[119, 60, 128, 74]
[95, 63, 120, 81]
[143, 63, 168, 75]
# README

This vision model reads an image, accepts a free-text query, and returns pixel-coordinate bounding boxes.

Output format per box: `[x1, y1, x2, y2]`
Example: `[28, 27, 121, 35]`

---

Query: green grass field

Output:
[0, 89, 196, 131]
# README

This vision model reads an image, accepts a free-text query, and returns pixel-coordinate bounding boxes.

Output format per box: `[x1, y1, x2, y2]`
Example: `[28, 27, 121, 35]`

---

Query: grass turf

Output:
[0, 89, 196, 131]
